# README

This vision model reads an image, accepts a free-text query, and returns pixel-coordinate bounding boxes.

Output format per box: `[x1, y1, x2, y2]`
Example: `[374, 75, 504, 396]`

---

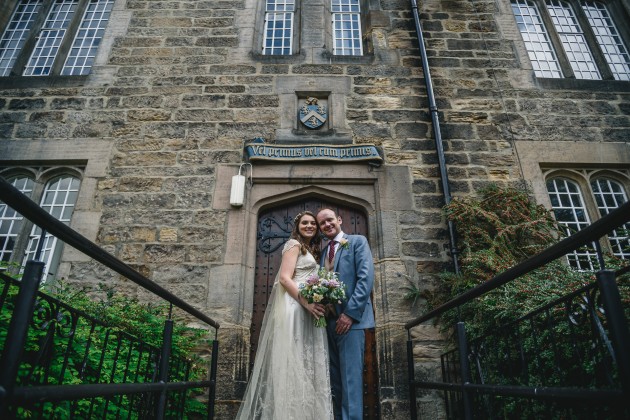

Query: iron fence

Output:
[405, 201, 630, 419]
[0, 177, 220, 419]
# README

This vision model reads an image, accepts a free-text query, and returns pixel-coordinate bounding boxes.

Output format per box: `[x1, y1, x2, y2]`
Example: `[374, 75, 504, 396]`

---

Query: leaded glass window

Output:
[62, 0, 114, 75]
[546, 0, 600, 79]
[512, 0, 563, 78]
[0, 176, 34, 262]
[512, 0, 630, 80]
[580, 1, 630, 80]
[0, 0, 114, 77]
[23, 0, 79, 76]
[591, 178, 630, 258]
[23, 175, 80, 280]
[0, 0, 43, 76]
[546, 177, 598, 270]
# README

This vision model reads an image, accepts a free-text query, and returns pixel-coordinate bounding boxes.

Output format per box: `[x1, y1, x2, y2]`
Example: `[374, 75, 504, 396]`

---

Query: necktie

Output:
[328, 240, 337, 264]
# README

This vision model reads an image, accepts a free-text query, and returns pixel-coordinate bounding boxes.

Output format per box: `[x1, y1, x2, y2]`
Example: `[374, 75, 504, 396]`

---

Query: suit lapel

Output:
[332, 234, 347, 271]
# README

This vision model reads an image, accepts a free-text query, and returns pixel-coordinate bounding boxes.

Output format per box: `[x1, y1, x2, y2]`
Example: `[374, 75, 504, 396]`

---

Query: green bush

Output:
[413, 184, 629, 418]
[422, 184, 629, 338]
[0, 273, 212, 419]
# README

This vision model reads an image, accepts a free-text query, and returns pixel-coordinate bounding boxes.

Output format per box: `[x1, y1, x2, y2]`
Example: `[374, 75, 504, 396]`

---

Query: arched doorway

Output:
[252, 198, 380, 418]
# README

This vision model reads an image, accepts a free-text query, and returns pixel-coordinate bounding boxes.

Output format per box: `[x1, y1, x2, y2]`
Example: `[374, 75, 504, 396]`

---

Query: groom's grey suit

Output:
[322, 233, 375, 420]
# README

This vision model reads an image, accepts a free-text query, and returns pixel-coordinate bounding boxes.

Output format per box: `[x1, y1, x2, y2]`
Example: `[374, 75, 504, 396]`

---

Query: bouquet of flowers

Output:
[299, 268, 347, 327]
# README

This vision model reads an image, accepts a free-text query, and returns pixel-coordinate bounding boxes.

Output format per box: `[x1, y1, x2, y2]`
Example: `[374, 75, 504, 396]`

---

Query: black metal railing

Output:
[0, 177, 220, 419]
[405, 201, 630, 419]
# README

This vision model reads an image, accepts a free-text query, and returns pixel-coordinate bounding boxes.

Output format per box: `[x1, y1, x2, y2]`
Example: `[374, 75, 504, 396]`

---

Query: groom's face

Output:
[316, 209, 342, 239]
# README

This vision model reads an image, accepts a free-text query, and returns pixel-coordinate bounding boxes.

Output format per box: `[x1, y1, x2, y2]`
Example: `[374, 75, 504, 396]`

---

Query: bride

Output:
[236, 211, 334, 420]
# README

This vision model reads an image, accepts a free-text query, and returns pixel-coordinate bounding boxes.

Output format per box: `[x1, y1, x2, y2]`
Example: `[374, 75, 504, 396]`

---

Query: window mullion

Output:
[12, 219, 34, 266]
[581, 175, 614, 256]
[50, 0, 88, 75]
[359, 0, 369, 54]
[0, 0, 19, 34]
[607, 2, 630, 47]
[571, 0, 614, 80]
[535, 0, 575, 78]
[10, 178, 45, 267]
[0, 175, 33, 265]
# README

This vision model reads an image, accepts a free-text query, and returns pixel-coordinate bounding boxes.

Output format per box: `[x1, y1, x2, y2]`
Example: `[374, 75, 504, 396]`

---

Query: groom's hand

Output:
[336, 313, 353, 335]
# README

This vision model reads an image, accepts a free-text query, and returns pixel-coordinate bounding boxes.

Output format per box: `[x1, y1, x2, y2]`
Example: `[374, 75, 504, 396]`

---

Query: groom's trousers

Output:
[327, 326, 365, 420]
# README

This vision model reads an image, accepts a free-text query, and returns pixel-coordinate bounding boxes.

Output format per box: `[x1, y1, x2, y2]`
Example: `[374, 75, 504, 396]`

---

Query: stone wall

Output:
[0, 0, 628, 417]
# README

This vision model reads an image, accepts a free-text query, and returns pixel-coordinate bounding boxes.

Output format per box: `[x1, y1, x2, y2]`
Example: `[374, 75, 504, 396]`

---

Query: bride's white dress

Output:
[236, 239, 333, 420]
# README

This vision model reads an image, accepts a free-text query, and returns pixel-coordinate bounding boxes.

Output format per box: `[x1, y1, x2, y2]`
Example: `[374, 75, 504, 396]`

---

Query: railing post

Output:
[594, 241, 606, 270]
[456, 322, 473, 420]
[0, 260, 45, 416]
[207, 339, 219, 420]
[596, 269, 630, 396]
[407, 331, 417, 419]
[156, 318, 173, 420]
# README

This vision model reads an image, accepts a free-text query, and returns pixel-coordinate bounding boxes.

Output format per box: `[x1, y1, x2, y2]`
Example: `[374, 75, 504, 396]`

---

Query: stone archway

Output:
[213, 163, 414, 418]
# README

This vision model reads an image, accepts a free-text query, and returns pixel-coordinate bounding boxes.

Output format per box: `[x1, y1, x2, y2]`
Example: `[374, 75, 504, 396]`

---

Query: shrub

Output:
[414, 184, 629, 418]
[0, 272, 212, 418]
[422, 184, 629, 338]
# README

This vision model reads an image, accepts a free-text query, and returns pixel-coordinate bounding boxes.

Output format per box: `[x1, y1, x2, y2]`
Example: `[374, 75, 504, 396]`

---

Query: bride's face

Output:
[298, 215, 318, 240]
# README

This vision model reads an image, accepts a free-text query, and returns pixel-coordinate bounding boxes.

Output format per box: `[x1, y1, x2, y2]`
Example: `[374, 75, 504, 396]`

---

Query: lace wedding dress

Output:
[236, 239, 333, 420]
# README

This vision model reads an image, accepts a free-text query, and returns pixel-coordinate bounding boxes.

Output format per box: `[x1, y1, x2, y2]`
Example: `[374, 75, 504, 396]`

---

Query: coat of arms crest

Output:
[299, 97, 328, 129]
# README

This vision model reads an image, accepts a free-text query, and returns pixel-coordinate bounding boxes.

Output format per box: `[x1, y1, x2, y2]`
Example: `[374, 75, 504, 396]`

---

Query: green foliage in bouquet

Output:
[299, 268, 347, 327]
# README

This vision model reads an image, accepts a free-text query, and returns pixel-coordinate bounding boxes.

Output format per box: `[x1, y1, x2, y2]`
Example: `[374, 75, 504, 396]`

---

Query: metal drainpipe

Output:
[410, 0, 460, 274]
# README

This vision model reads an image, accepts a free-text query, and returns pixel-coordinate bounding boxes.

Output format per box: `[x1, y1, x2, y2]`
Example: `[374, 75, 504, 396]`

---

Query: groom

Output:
[316, 208, 375, 420]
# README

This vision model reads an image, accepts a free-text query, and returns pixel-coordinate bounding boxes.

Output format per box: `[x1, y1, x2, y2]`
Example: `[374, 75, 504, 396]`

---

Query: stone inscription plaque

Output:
[244, 143, 383, 163]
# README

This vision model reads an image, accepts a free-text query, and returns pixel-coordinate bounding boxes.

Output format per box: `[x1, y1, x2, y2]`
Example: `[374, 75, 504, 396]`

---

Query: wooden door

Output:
[253, 199, 380, 418]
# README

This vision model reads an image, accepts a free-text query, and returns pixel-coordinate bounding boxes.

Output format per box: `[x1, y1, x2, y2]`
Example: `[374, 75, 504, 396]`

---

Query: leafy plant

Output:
[445, 183, 559, 280]
[0, 273, 212, 418]
[420, 184, 629, 336]
[413, 184, 630, 417]
[401, 275, 423, 308]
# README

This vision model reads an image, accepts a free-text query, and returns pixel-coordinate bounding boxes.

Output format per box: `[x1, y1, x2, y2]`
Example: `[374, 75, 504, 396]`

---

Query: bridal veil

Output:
[236, 239, 333, 420]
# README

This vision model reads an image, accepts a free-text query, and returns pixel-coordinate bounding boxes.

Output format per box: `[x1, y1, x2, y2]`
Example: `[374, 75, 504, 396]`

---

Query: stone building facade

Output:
[0, 0, 628, 418]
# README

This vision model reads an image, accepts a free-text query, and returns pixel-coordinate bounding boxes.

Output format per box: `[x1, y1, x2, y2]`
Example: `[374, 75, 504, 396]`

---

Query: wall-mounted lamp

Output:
[230, 163, 253, 207]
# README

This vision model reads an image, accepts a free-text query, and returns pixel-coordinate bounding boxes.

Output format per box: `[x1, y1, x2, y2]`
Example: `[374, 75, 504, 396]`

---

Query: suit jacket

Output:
[322, 233, 375, 330]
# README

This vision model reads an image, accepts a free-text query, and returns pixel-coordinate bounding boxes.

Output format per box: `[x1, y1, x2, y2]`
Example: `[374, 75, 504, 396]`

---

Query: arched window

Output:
[23, 175, 80, 278]
[546, 177, 598, 269]
[0, 169, 82, 282]
[591, 177, 630, 259]
[0, 175, 34, 262]
[545, 172, 629, 269]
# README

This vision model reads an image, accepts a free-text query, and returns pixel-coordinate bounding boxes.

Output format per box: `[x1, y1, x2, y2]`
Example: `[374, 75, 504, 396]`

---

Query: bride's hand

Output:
[301, 297, 325, 319]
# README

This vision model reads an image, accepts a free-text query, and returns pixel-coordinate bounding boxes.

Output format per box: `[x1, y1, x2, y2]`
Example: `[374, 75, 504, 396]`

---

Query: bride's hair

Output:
[290, 211, 321, 261]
